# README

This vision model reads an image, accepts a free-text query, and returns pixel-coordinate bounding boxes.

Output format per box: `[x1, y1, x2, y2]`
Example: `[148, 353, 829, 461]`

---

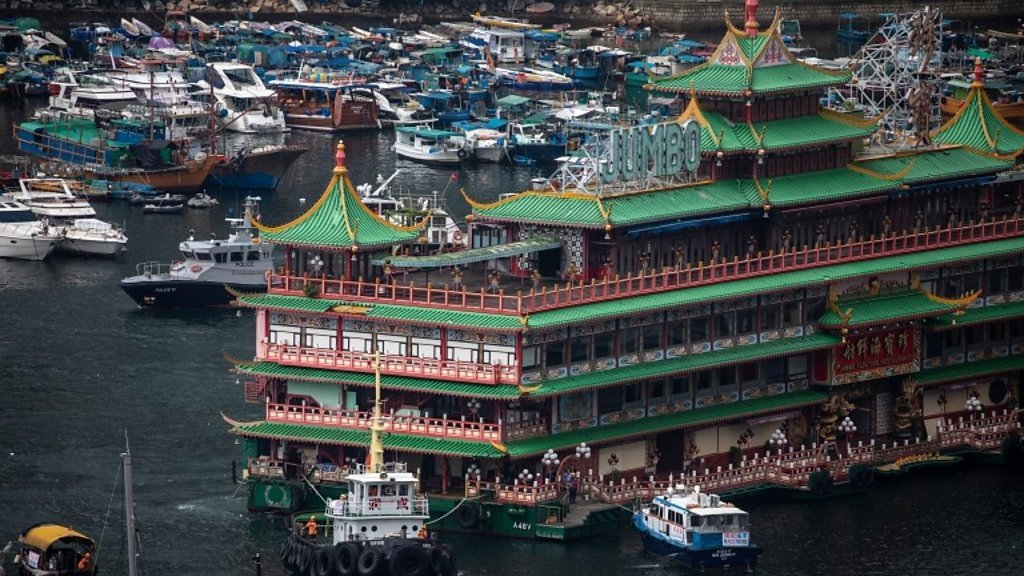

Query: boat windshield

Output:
[692, 512, 749, 532]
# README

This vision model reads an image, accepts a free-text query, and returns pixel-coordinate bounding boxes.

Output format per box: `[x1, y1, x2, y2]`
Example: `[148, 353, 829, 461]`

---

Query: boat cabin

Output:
[325, 462, 429, 544]
[16, 523, 97, 576]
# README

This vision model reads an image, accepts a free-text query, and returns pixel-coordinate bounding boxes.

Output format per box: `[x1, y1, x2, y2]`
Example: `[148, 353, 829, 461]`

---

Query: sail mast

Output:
[122, 434, 138, 576]
[368, 350, 385, 473]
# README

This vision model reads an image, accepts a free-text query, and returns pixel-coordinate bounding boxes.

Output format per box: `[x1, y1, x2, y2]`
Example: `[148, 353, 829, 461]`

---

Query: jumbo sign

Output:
[599, 120, 701, 184]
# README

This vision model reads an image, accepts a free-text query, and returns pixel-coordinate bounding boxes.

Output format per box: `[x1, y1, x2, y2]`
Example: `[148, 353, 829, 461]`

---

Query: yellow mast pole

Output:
[369, 350, 385, 473]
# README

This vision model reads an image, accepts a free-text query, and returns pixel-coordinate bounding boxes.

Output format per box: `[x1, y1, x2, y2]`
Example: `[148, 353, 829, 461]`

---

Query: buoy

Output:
[236, 310, 242, 317]
[300, 198, 307, 204]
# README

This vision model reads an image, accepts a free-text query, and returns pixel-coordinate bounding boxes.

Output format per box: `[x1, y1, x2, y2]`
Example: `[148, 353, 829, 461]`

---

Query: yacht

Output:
[197, 62, 287, 134]
[9, 178, 127, 256]
[119, 196, 273, 307]
[0, 197, 64, 261]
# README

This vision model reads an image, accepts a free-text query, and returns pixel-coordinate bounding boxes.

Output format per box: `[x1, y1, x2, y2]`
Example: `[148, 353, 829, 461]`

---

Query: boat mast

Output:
[368, 350, 385, 473]
[122, 435, 138, 576]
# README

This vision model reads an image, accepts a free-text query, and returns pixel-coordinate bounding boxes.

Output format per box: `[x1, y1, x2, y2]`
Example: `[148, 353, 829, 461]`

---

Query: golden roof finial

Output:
[744, 0, 760, 38]
[971, 58, 985, 88]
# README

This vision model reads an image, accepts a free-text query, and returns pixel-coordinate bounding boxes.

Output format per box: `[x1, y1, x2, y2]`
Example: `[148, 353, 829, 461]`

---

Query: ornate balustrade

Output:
[589, 409, 1020, 504]
[265, 343, 518, 385]
[465, 477, 561, 505]
[267, 216, 1024, 315]
[503, 418, 550, 439]
[266, 401, 503, 441]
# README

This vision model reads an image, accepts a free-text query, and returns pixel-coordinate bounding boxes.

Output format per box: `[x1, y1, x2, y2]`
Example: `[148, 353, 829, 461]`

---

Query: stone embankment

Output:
[1, 0, 1020, 32]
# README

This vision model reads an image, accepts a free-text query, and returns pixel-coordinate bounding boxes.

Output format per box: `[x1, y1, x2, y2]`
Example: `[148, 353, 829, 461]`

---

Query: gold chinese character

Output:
[898, 331, 909, 350]
[884, 333, 896, 356]
[843, 343, 856, 360]
[870, 336, 882, 356]
[856, 338, 868, 357]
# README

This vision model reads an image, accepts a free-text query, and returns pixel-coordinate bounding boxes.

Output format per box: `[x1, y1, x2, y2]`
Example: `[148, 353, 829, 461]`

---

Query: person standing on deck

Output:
[305, 515, 318, 542]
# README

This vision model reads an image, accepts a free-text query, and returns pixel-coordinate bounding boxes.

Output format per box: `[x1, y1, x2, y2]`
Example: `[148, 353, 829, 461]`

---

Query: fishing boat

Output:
[279, 353, 456, 576]
[633, 484, 762, 572]
[393, 126, 469, 164]
[270, 70, 381, 132]
[836, 13, 870, 46]
[470, 12, 540, 31]
[0, 197, 64, 261]
[204, 143, 309, 192]
[119, 196, 272, 307]
[10, 524, 97, 575]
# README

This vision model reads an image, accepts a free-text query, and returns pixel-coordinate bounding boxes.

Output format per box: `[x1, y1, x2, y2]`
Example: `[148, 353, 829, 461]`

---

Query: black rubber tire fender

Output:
[388, 544, 430, 576]
[315, 546, 337, 576]
[454, 501, 480, 529]
[356, 546, 384, 576]
[429, 546, 444, 575]
[334, 542, 360, 576]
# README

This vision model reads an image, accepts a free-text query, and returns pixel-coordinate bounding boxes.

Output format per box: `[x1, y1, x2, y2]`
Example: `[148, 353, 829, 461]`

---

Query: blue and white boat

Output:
[633, 484, 761, 572]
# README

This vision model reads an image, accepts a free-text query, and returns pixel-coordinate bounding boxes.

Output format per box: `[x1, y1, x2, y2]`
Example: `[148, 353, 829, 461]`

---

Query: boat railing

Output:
[135, 260, 171, 277]
[265, 400, 503, 442]
[263, 343, 518, 385]
[267, 215, 1024, 315]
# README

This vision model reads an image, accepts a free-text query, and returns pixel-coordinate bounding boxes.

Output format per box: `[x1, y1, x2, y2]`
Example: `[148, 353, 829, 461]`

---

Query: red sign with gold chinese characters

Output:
[832, 327, 920, 384]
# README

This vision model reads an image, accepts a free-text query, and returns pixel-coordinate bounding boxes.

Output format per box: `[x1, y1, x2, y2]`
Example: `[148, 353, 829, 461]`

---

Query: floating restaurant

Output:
[225, 1, 1024, 541]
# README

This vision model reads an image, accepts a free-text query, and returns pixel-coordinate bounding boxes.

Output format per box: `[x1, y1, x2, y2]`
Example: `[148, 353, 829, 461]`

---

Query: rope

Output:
[94, 460, 123, 568]
[300, 472, 330, 507]
[423, 494, 485, 526]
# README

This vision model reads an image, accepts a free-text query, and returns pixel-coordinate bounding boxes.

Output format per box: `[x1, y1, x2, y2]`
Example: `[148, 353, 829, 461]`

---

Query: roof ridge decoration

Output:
[819, 107, 881, 129]
[923, 287, 983, 309]
[254, 141, 427, 249]
[675, 95, 723, 148]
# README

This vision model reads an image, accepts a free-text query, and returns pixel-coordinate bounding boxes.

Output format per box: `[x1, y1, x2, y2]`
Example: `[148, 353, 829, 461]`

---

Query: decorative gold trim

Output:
[221, 411, 261, 429]
[222, 351, 250, 366]
[819, 107, 881, 129]
[331, 304, 373, 315]
[489, 440, 509, 454]
[848, 157, 917, 181]
[923, 288, 983, 309]
[516, 383, 542, 395]
[753, 176, 772, 204]
[254, 174, 338, 233]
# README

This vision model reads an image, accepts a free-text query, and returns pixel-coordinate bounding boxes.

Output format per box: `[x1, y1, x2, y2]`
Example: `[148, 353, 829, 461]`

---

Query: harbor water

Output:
[2, 88, 1024, 576]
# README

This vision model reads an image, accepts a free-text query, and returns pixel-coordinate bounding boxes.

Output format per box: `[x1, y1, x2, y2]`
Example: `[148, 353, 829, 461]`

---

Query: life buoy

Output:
[457, 149, 468, 160]
[190, 264, 203, 273]
[315, 546, 336, 576]
[334, 542, 360, 576]
[452, 231, 464, 243]
[388, 544, 429, 576]
[454, 501, 480, 529]
[356, 547, 383, 576]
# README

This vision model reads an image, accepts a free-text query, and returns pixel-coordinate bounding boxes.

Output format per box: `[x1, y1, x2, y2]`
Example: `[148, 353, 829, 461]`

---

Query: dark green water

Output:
[1, 97, 1023, 576]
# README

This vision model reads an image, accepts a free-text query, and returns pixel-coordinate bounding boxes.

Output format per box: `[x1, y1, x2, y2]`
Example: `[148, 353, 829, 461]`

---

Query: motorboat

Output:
[633, 484, 762, 572]
[11, 523, 97, 575]
[197, 62, 287, 134]
[187, 192, 219, 209]
[59, 218, 128, 256]
[119, 196, 273, 307]
[9, 178, 96, 219]
[393, 126, 469, 164]
[130, 192, 185, 206]
[0, 197, 64, 261]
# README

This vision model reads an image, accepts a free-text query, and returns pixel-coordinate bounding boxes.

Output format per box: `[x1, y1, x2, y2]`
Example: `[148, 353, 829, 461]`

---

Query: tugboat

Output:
[281, 353, 456, 576]
[119, 196, 272, 307]
[633, 483, 761, 572]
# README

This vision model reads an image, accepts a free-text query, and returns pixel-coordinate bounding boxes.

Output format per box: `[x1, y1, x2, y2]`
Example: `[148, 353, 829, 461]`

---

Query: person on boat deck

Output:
[305, 515, 318, 541]
[568, 474, 579, 504]
[77, 551, 92, 571]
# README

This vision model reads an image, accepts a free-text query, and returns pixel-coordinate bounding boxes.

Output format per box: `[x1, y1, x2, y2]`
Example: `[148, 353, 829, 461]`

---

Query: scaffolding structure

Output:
[829, 8, 946, 151]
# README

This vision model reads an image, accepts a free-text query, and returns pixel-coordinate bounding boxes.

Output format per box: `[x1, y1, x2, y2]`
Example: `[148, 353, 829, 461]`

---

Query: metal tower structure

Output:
[830, 8, 945, 150]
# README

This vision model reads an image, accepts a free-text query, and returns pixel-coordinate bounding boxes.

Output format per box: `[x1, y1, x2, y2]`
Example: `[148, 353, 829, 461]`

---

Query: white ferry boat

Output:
[119, 196, 272, 307]
[393, 126, 469, 164]
[633, 484, 761, 572]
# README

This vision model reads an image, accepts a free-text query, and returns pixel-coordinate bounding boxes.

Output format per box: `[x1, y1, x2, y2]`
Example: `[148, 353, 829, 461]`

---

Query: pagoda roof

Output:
[679, 98, 877, 154]
[915, 355, 1024, 387]
[254, 150, 426, 250]
[932, 73, 1024, 158]
[926, 300, 1024, 330]
[468, 147, 1011, 224]
[818, 290, 967, 329]
[645, 9, 852, 97]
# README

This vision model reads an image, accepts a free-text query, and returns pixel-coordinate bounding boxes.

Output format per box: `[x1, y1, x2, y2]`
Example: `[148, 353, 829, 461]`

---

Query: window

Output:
[545, 341, 566, 367]
[782, 301, 802, 326]
[571, 336, 590, 363]
[739, 363, 758, 383]
[962, 273, 981, 293]
[988, 268, 1006, 293]
[247, 250, 260, 261]
[925, 332, 943, 358]
[196, 251, 212, 261]
[1010, 268, 1024, 292]
[624, 383, 642, 405]
[594, 335, 613, 358]
[669, 319, 688, 345]
[411, 337, 440, 360]
[671, 377, 690, 398]
[377, 335, 407, 356]
[448, 342, 480, 363]
[230, 251, 243, 262]
[483, 345, 515, 366]
[695, 372, 712, 394]
[717, 367, 736, 388]
[642, 324, 662, 350]
[650, 381, 665, 400]
[760, 305, 779, 330]
[736, 310, 755, 334]
[944, 330, 962, 350]
[1010, 318, 1024, 340]
[966, 326, 986, 347]
[716, 312, 735, 338]
[764, 358, 785, 383]
[620, 328, 638, 354]
[522, 345, 541, 369]
[598, 387, 621, 415]
[213, 252, 226, 263]
[990, 323, 1006, 344]
[787, 355, 808, 380]
[690, 318, 708, 341]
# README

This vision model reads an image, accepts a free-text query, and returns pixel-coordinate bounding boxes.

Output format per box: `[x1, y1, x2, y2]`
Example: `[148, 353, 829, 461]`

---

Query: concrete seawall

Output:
[2, 0, 1022, 33]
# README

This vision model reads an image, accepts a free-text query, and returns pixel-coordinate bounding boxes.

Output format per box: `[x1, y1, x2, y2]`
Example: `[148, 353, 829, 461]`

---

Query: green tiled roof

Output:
[745, 165, 892, 208]
[505, 390, 828, 457]
[526, 237, 1024, 329]
[527, 334, 839, 398]
[237, 361, 522, 399]
[853, 147, 1013, 185]
[256, 170, 424, 249]
[695, 110, 876, 154]
[370, 236, 561, 268]
[469, 182, 751, 229]
[819, 292, 958, 328]
[916, 356, 1024, 386]
[231, 421, 504, 458]
[932, 83, 1024, 156]
[929, 301, 1024, 329]
[648, 62, 851, 97]
[235, 294, 523, 331]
